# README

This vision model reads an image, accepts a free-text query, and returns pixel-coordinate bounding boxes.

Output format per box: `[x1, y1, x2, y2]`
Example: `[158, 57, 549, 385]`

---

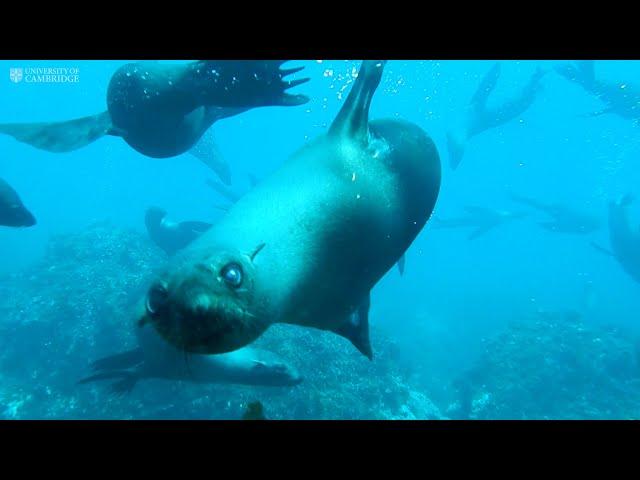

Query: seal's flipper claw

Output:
[280, 66, 305, 76]
[285, 77, 311, 89]
[0, 111, 113, 153]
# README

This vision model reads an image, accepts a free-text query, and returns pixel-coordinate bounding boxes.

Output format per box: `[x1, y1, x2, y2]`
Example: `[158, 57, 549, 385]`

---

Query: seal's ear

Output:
[249, 243, 266, 262]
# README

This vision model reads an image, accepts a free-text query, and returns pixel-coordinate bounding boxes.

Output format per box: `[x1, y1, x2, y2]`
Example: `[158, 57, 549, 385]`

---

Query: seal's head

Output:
[141, 243, 268, 354]
[1, 203, 36, 227]
[145, 207, 167, 230]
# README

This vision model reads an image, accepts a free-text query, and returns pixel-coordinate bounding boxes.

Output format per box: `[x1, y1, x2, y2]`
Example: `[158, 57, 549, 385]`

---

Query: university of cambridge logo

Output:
[9, 68, 23, 83]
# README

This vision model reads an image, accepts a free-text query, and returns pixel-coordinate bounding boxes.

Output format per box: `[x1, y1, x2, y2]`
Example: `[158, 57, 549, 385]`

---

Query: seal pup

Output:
[145, 207, 213, 257]
[432, 205, 527, 240]
[510, 193, 600, 234]
[591, 194, 640, 284]
[78, 322, 302, 394]
[0, 177, 36, 227]
[555, 60, 640, 123]
[0, 61, 309, 184]
[447, 62, 547, 170]
[139, 60, 441, 359]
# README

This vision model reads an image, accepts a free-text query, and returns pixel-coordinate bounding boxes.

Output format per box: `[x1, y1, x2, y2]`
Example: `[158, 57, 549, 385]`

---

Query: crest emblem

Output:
[9, 68, 23, 83]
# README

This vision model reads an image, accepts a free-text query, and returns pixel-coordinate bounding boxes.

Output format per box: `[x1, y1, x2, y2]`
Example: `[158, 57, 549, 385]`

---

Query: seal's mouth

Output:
[143, 283, 261, 355]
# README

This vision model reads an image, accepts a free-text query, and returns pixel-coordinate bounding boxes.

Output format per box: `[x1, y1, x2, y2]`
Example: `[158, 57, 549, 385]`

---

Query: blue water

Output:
[1, 60, 639, 419]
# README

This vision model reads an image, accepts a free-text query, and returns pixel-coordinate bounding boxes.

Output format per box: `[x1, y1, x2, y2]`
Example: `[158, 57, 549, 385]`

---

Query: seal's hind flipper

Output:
[329, 60, 386, 144]
[331, 294, 373, 360]
[0, 111, 113, 153]
[90, 348, 144, 372]
[189, 128, 232, 185]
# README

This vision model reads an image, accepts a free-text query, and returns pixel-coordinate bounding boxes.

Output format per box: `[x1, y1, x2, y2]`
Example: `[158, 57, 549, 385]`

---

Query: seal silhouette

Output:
[0, 61, 309, 184]
[140, 60, 441, 359]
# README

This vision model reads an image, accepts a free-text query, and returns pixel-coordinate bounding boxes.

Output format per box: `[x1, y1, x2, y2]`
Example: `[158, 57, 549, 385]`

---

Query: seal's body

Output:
[78, 322, 302, 394]
[141, 60, 441, 359]
[0, 61, 308, 184]
[0, 177, 36, 227]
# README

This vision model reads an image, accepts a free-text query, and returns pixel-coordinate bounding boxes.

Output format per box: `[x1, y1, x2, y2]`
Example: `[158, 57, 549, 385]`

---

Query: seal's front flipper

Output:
[329, 60, 386, 143]
[195, 60, 310, 108]
[397, 254, 406, 276]
[90, 348, 144, 372]
[190, 128, 232, 185]
[331, 294, 373, 360]
[471, 62, 501, 107]
[206, 178, 242, 203]
[0, 111, 113, 153]
[590, 241, 614, 257]
[110, 374, 139, 396]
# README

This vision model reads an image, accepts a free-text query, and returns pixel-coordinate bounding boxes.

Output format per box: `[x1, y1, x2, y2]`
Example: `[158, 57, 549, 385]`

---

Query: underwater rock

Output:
[0, 222, 439, 419]
[449, 311, 640, 419]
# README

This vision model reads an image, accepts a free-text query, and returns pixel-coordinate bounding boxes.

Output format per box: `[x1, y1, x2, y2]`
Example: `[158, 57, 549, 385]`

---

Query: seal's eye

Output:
[221, 263, 243, 288]
[146, 282, 169, 316]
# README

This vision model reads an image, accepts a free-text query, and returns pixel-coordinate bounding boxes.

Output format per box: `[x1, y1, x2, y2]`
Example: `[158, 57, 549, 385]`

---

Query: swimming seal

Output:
[0, 177, 36, 227]
[0, 61, 309, 184]
[432, 205, 527, 240]
[78, 322, 302, 394]
[555, 60, 640, 123]
[145, 207, 213, 257]
[447, 62, 546, 170]
[139, 60, 441, 359]
[591, 194, 640, 284]
[509, 193, 600, 234]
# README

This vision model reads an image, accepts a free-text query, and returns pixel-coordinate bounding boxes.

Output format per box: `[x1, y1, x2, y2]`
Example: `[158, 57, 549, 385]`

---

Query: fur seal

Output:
[145, 207, 213, 257]
[0, 61, 309, 184]
[0, 177, 36, 227]
[509, 193, 600, 234]
[432, 205, 527, 240]
[591, 194, 640, 284]
[139, 60, 441, 359]
[555, 60, 640, 123]
[78, 322, 302, 394]
[447, 62, 546, 170]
